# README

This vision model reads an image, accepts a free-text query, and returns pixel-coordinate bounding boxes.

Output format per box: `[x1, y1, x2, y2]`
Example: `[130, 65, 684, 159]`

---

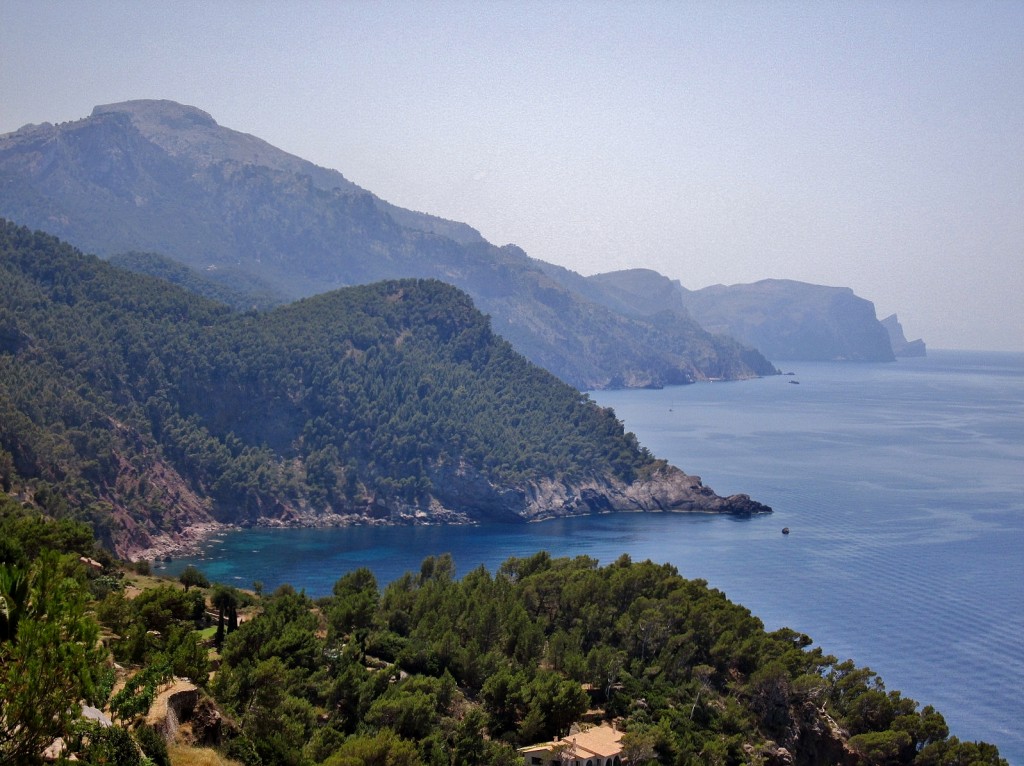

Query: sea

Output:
[166, 350, 1024, 763]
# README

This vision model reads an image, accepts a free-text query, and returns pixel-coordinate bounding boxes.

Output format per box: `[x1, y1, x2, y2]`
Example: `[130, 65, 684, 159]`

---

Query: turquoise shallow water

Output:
[168, 350, 1024, 763]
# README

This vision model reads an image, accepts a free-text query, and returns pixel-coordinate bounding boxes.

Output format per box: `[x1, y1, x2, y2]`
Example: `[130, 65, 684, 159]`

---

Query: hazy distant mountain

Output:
[587, 269, 897, 363]
[0, 99, 775, 389]
[881, 314, 926, 357]
[109, 251, 285, 311]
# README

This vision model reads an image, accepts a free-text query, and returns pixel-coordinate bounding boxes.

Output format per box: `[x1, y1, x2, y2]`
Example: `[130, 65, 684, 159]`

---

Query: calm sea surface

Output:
[168, 350, 1024, 763]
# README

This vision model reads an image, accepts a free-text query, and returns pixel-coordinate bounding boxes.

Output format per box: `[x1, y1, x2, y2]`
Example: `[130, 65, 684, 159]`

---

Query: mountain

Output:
[0, 221, 768, 559]
[109, 251, 285, 311]
[587, 269, 897, 362]
[0, 99, 776, 389]
[881, 314, 927, 358]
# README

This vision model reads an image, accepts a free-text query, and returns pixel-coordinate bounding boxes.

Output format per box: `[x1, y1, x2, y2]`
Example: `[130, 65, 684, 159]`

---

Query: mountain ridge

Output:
[0, 100, 774, 389]
[89, 99, 488, 246]
[0, 100, 776, 389]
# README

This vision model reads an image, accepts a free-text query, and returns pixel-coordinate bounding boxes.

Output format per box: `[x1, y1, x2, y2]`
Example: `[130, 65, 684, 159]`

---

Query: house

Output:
[519, 723, 624, 766]
[79, 555, 104, 572]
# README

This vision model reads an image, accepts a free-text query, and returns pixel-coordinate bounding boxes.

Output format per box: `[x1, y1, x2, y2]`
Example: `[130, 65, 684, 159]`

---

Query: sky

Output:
[2, 1, 1022, 351]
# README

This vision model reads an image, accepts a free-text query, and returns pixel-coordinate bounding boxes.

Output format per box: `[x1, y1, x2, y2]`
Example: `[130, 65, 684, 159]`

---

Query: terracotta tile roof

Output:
[520, 723, 623, 760]
[562, 725, 623, 758]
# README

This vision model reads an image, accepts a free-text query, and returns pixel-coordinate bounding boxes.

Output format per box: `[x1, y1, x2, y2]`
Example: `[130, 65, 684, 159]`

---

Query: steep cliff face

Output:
[881, 314, 927, 357]
[427, 460, 771, 524]
[679, 279, 896, 362]
[115, 459, 772, 561]
[586, 269, 899, 364]
[525, 465, 769, 519]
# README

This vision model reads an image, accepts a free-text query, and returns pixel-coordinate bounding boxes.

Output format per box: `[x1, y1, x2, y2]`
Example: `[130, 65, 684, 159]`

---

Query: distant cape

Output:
[881, 314, 927, 357]
[586, 269, 902, 363]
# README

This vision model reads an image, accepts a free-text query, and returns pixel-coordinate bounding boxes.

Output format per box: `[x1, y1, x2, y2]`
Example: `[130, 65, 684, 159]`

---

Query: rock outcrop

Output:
[680, 279, 895, 362]
[881, 314, 927, 357]
[431, 461, 771, 523]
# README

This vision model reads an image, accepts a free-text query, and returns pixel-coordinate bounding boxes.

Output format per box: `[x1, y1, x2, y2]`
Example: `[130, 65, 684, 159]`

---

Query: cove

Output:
[168, 351, 1024, 763]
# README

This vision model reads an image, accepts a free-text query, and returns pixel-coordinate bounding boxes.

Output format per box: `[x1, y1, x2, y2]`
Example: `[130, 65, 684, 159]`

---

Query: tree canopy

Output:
[0, 220, 667, 555]
[0, 488, 1007, 765]
[202, 553, 1006, 766]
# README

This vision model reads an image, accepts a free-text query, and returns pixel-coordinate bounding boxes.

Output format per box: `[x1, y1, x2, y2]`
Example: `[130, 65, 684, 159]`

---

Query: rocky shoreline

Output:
[123, 520, 235, 564]
[127, 463, 771, 564]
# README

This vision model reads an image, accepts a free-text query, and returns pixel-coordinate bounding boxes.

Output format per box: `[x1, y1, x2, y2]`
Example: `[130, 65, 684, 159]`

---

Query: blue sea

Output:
[168, 350, 1024, 763]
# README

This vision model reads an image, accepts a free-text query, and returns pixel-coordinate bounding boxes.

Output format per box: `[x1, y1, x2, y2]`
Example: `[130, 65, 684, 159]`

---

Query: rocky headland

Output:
[881, 313, 927, 357]
[122, 461, 770, 563]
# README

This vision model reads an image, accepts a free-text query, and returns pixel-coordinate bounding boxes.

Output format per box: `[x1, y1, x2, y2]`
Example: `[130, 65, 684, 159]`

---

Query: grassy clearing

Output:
[168, 743, 243, 766]
[120, 569, 182, 598]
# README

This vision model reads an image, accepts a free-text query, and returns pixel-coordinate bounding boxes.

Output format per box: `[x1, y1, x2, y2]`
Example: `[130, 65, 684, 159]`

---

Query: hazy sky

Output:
[3, 1, 1022, 351]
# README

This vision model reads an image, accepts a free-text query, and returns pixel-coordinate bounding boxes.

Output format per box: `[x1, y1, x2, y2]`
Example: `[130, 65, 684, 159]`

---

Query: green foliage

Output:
[204, 552, 1006, 766]
[110, 250, 285, 312]
[0, 552, 106, 764]
[179, 564, 209, 591]
[328, 568, 379, 642]
[134, 723, 171, 766]
[914, 736, 1006, 766]
[849, 729, 914, 766]
[76, 722, 146, 766]
[109, 661, 171, 724]
[211, 583, 242, 650]
[621, 727, 659, 765]
[0, 493, 98, 568]
[0, 220, 663, 553]
[97, 583, 209, 688]
[321, 728, 422, 766]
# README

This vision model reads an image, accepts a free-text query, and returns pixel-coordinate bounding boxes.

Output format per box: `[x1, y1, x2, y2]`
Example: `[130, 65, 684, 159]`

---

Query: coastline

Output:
[126, 520, 236, 563]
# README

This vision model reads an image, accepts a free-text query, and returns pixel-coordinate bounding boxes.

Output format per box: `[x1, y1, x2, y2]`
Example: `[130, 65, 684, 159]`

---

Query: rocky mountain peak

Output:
[90, 99, 314, 175]
[92, 99, 218, 129]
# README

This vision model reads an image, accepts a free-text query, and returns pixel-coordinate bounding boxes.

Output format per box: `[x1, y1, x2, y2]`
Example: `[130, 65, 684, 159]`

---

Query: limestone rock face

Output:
[428, 461, 771, 523]
[587, 271, 898, 363]
[881, 313, 927, 357]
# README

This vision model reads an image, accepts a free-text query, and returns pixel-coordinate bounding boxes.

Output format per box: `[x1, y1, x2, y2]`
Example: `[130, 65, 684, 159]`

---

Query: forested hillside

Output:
[0, 501, 1006, 766]
[109, 251, 284, 312]
[0, 221, 766, 559]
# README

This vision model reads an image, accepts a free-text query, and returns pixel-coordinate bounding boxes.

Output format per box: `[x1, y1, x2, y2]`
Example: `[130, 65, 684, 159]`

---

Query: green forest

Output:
[0, 220, 687, 556]
[0, 493, 1007, 765]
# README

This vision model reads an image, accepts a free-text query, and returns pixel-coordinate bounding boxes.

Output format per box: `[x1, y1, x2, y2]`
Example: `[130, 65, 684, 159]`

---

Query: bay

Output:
[168, 350, 1024, 763]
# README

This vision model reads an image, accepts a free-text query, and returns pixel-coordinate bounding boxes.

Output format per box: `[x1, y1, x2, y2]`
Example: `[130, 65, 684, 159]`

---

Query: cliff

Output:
[678, 279, 895, 362]
[585, 270, 897, 363]
[881, 313, 927, 357]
